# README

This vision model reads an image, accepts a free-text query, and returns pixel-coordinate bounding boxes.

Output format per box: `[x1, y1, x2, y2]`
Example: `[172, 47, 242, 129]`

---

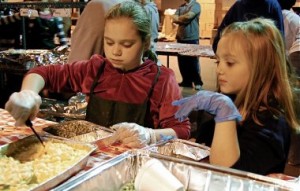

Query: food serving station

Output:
[0, 108, 299, 191]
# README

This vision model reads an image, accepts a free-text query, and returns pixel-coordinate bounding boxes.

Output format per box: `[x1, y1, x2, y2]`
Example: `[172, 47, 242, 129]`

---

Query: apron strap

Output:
[89, 61, 106, 95]
[145, 64, 161, 102]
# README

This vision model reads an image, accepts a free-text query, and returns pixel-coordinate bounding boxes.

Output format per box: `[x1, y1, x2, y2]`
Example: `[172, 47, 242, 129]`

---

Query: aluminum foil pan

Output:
[43, 120, 113, 143]
[151, 139, 210, 161]
[0, 135, 96, 191]
[52, 151, 300, 191]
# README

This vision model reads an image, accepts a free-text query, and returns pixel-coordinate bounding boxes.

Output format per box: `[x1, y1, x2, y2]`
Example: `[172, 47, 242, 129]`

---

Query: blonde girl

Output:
[173, 18, 299, 175]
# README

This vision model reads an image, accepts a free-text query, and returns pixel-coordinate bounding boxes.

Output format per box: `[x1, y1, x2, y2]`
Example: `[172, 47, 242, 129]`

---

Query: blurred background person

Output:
[25, 8, 67, 49]
[68, 0, 123, 62]
[278, 0, 300, 176]
[212, 0, 284, 53]
[0, 8, 21, 50]
[0, 7, 67, 49]
[172, 0, 203, 90]
[278, 0, 300, 77]
[139, 0, 159, 53]
[68, 0, 159, 62]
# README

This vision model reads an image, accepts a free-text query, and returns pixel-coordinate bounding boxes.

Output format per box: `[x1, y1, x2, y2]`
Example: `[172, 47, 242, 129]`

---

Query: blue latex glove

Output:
[172, 90, 242, 123]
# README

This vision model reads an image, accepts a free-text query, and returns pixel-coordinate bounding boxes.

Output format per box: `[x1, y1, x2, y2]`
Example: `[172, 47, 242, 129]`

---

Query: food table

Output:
[0, 108, 55, 144]
[0, 107, 113, 161]
[1, 107, 299, 191]
[0, 108, 114, 190]
[156, 41, 215, 68]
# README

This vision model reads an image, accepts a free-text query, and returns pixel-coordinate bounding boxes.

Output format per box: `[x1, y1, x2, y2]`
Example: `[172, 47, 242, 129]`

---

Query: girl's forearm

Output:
[21, 73, 45, 93]
[209, 120, 240, 167]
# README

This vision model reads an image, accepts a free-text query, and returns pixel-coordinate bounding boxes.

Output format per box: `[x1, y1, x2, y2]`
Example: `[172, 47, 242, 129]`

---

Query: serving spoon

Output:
[25, 119, 45, 147]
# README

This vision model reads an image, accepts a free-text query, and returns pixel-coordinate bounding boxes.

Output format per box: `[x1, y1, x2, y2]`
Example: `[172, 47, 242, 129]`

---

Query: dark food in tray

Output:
[0, 135, 96, 191]
[43, 120, 98, 138]
[43, 120, 112, 142]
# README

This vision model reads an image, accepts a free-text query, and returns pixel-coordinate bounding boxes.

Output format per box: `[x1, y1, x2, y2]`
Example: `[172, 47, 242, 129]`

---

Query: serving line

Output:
[0, 108, 113, 189]
[0, 108, 298, 190]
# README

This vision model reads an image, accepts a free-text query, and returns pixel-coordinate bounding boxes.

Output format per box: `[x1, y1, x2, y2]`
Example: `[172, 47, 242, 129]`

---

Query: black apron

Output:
[86, 62, 161, 128]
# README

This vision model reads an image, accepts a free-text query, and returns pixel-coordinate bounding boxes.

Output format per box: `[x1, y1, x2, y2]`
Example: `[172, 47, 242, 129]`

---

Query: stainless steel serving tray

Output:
[0, 135, 97, 191]
[52, 150, 300, 191]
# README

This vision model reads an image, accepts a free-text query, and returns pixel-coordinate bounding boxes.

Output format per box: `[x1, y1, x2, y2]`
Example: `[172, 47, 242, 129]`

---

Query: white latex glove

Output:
[111, 122, 156, 148]
[5, 90, 42, 127]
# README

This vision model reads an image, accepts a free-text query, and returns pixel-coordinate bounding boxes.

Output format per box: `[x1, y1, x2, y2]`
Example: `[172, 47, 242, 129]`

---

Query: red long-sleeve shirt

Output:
[28, 55, 191, 139]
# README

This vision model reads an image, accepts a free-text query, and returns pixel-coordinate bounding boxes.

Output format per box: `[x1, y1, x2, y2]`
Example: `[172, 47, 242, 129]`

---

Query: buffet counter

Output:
[1, 108, 300, 191]
[0, 108, 114, 190]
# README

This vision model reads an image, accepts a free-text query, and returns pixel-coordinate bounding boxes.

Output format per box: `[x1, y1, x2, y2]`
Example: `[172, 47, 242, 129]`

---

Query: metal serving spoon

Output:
[25, 119, 45, 147]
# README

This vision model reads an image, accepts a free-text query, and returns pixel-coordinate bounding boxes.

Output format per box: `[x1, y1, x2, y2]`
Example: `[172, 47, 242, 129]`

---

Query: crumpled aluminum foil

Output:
[154, 139, 210, 161]
[0, 45, 70, 71]
[39, 92, 87, 121]
[68, 92, 88, 114]
[37, 45, 70, 66]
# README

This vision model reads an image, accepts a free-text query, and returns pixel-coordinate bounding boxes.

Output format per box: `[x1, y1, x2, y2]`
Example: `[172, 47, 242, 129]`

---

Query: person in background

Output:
[5, 1, 190, 148]
[69, 0, 159, 62]
[25, 9, 67, 49]
[278, 0, 300, 173]
[68, 0, 123, 62]
[172, 0, 203, 90]
[0, 9, 67, 49]
[139, 0, 159, 53]
[278, 0, 300, 77]
[0, 9, 22, 49]
[292, 6, 300, 16]
[173, 18, 299, 175]
[212, 0, 284, 53]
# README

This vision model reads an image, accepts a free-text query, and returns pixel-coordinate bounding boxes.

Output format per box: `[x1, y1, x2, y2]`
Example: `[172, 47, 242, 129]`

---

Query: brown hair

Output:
[105, 1, 157, 62]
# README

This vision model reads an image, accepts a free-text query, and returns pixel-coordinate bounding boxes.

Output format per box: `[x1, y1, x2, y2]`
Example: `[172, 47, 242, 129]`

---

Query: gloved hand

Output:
[5, 90, 42, 127]
[172, 90, 242, 123]
[111, 122, 156, 148]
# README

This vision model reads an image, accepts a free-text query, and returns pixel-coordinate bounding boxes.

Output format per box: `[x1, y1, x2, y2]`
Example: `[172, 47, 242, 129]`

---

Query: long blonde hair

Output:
[221, 18, 299, 131]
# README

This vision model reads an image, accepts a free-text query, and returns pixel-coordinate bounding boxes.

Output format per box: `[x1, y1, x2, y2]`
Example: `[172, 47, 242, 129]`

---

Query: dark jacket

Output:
[212, 0, 284, 52]
[196, 109, 290, 175]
